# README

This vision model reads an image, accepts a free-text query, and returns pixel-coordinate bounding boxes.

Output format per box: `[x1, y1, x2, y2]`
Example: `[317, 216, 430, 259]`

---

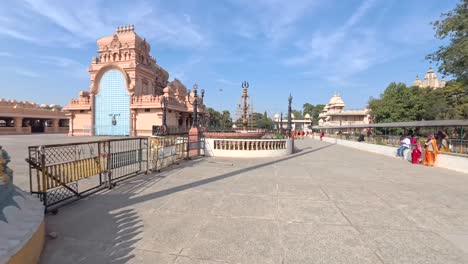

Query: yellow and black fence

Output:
[27, 138, 148, 213]
[26, 135, 206, 213]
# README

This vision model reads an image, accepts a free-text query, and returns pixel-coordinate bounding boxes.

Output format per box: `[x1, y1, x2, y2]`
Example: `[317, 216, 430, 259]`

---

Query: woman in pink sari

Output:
[412, 142, 422, 164]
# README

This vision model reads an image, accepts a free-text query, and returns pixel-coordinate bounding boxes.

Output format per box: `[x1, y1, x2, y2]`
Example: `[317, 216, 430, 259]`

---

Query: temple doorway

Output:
[94, 69, 130, 136]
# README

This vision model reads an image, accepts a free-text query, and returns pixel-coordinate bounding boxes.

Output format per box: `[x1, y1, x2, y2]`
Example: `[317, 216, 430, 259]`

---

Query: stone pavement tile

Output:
[439, 233, 468, 255]
[45, 205, 145, 245]
[400, 206, 468, 234]
[373, 189, 435, 209]
[230, 177, 278, 197]
[335, 201, 420, 229]
[213, 194, 276, 220]
[363, 228, 466, 264]
[40, 236, 110, 264]
[181, 217, 281, 264]
[160, 176, 236, 194]
[124, 250, 176, 264]
[278, 199, 349, 225]
[280, 223, 381, 264]
[158, 190, 223, 214]
[134, 211, 207, 254]
[321, 187, 384, 204]
[175, 256, 230, 264]
[277, 182, 328, 200]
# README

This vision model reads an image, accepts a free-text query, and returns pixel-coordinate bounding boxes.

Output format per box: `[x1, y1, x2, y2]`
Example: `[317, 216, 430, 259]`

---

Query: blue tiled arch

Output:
[94, 69, 130, 136]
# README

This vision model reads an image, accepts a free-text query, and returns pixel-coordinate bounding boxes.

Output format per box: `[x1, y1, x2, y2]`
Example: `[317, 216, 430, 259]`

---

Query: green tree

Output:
[292, 110, 303, 119]
[368, 80, 468, 122]
[221, 110, 233, 129]
[303, 103, 325, 125]
[426, 0, 468, 82]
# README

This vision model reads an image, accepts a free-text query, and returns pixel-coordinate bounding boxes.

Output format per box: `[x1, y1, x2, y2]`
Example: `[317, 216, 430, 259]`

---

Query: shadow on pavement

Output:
[41, 143, 335, 263]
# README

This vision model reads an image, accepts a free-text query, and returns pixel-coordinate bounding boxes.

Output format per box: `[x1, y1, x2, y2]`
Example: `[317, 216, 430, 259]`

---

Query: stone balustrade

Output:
[205, 138, 293, 158]
[213, 139, 286, 151]
[69, 98, 90, 105]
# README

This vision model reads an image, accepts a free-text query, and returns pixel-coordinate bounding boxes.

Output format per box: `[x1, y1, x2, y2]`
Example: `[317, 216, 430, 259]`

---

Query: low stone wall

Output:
[204, 138, 293, 157]
[321, 137, 468, 174]
[0, 147, 45, 264]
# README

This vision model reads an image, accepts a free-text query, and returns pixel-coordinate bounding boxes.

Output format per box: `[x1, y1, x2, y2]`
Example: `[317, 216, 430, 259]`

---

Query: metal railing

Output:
[26, 137, 148, 213]
[327, 134, 468, 155]
[149, 135, 188, 171]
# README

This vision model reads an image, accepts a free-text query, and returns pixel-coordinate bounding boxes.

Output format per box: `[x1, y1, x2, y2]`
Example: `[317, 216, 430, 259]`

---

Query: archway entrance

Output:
[94, 69, 130, 136]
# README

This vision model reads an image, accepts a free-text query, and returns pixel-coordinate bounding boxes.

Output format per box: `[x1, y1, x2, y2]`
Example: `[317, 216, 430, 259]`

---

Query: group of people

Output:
[292, 131, 308, 139]
[397, 134, 440, 166]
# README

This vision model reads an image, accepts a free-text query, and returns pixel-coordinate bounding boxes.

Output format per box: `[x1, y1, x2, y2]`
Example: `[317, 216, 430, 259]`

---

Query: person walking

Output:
[424, 134, 439, 166]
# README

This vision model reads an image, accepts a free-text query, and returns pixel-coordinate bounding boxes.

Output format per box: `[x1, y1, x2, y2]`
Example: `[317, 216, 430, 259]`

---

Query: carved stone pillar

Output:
[67, 113, 74, 136]
[52, 119, 59, 133]
[14, 117, 23, 134]
[131, 109, 137, 136]
[90, 93, 95, 136]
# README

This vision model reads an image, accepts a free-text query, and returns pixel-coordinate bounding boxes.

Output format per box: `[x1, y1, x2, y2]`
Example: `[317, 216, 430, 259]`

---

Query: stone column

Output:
[66, 113, 74, 136]
[14, 117, 23, 134]
[130, 109, 137, 136]
[188, 127, 200, 157]
[52, 119, 59, 133]
[90, 94, 95, 136]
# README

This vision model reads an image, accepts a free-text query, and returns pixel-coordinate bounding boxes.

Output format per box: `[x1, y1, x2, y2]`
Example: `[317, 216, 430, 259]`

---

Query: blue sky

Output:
[0, 0, 458, 117]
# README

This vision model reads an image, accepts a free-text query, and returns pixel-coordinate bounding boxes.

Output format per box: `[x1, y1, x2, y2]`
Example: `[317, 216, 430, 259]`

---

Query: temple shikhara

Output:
[412, 68, 446, 89]
[64, 25, 208, 136]
[317, 94, 371, 127]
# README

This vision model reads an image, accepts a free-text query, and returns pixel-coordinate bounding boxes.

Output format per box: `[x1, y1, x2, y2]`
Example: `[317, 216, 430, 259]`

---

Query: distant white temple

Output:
[413, 68, 446, 89]
[317, 94, 370, 127]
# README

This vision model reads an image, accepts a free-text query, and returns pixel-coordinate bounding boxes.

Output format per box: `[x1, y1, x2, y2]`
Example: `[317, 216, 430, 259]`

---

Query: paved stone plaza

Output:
[1, 135, 468, 263]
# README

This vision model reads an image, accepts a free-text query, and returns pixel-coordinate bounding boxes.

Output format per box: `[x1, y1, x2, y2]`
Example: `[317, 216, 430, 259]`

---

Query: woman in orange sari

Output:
[424, 134, 439, 166]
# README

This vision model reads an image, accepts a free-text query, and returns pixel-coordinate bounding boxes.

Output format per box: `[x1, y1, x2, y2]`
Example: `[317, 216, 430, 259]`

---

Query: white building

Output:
[413, 68, 446, 89]
[317, 95, 371, 128]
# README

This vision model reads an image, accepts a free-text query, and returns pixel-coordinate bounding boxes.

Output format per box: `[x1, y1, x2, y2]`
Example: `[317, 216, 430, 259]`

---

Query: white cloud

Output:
[283, 0, 388, 84]
[0, 52, 13, 57]
[36, 55, 88, 79]
[14, 68, 41, 78]
[229, 0, 320, 42]
[0, 0, 207, 49]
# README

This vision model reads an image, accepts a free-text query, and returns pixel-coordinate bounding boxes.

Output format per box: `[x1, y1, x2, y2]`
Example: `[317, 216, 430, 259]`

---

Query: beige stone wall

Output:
[71, 112, 92, 136]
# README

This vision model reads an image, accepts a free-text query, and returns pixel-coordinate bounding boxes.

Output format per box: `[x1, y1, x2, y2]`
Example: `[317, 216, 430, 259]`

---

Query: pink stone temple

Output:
[64, 25, 208, 136]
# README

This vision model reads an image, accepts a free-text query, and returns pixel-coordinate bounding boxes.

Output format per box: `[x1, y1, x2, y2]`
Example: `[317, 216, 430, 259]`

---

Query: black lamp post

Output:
[288, 93, 293, 137]
[160, 96, 168, 133]
[188, 84, 205, 128]
[280, 112, 283, 135]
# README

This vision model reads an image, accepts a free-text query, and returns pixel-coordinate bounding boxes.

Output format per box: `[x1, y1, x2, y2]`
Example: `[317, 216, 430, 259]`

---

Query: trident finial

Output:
[242, 81, 249, 89]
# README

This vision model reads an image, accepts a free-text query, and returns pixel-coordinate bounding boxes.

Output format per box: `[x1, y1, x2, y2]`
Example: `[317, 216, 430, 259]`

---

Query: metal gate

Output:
[26, 138, 148, 213]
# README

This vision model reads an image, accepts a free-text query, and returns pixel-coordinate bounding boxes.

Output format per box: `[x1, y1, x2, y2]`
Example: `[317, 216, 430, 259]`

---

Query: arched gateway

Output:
[63, 25, 209, 136]
[94, 70, 130, 135]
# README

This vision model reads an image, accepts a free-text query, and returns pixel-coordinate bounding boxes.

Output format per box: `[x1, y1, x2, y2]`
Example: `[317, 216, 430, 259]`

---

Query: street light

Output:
[187, 84, 205, 128]
[160, 96, 168, 133]
[288, 94, 293, 138]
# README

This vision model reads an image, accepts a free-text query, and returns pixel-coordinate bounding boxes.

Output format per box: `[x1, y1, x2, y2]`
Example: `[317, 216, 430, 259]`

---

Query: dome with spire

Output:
[413, 68, 446, 89]
[328, 95, 345, 107]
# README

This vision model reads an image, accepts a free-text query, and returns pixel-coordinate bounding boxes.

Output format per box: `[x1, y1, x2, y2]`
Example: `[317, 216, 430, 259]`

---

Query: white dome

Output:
[291, 113, 295, 119]
[39, 104, 48, 108]
[328, 95, 345, 106]
[274, 113, 280, 119]
[49, 104, 57, 108]
[304, 113, 311, 119]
